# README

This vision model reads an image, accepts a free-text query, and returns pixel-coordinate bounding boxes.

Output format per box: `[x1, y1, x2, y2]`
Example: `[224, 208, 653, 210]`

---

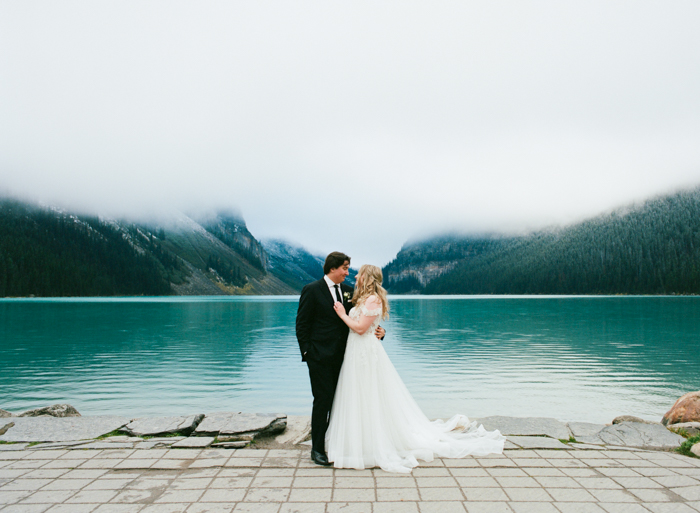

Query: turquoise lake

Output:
[1, 296, 698, 424]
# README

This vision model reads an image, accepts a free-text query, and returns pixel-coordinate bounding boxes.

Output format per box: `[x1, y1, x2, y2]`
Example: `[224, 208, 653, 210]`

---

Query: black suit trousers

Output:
[307, 357, 343, 455]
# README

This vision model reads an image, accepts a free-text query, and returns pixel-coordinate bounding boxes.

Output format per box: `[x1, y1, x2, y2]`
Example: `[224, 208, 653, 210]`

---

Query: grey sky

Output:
[2, 1, 699, 266]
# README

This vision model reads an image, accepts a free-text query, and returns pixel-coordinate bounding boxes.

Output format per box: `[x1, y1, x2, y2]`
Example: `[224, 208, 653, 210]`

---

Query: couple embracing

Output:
[296, 251, 505, 473]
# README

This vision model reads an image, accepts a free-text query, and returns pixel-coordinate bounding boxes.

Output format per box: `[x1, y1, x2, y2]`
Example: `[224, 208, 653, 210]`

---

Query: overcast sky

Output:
[2, 1, 699, 266]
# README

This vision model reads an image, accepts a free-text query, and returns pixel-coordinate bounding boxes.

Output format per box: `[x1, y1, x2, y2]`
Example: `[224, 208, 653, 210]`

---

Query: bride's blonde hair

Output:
[352, 265, 389, 319]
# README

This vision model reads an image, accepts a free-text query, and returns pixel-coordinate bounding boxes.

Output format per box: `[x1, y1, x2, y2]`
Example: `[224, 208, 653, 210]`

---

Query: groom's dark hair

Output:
[324, 252, 350, 275]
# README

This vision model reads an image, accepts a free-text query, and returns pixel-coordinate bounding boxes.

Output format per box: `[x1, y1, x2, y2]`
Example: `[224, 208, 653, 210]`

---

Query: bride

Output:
[327, 264, 505, 473]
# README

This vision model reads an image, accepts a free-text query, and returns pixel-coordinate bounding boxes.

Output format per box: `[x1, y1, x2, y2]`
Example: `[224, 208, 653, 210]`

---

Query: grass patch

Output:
[559, 436, 578, 444]
[674, 428, 695, 439]
[26, 442, 42, 447]
[142, 431, 188, 439]
[676, 435, 700, 458]
[97, 429, 125, 440]
[0, 440, 19, 445]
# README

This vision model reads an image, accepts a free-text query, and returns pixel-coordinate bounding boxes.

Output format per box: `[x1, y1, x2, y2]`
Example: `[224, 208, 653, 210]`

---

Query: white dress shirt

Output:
[324, 275, 344, 303]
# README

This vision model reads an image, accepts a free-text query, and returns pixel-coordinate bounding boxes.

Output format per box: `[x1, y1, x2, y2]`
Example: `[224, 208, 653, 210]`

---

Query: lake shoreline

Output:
[1, 411, 691, 455]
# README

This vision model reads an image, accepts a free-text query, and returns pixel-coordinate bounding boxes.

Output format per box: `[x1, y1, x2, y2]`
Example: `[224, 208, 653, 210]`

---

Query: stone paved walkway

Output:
[1, 446, 700, 513]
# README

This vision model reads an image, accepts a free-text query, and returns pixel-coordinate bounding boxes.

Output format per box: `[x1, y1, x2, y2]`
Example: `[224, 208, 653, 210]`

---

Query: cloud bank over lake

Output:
[1, 1, 699, 265]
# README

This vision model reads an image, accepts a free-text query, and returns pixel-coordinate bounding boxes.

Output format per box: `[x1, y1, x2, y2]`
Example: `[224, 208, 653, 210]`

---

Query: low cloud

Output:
[2, 1, 699, 265]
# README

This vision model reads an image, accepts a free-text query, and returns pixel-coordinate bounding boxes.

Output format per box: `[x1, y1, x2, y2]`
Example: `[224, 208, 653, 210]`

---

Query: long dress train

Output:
[325, 304, 505, 473]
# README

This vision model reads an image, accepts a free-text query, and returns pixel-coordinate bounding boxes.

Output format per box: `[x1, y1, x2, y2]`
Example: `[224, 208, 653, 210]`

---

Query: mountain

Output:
[0, 200, 176, 297]
[383, 235, 516, 293]
[261, 239, 325, 291]
[384, 186, 700, 295]
[0, 199, 315, 297]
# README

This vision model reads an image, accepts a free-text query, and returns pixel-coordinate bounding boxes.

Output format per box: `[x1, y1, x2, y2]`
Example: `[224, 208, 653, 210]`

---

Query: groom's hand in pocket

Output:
[375, 326, 385, 340]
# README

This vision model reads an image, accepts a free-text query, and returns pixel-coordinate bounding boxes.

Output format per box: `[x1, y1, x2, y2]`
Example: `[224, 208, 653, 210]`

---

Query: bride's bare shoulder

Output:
[364, 295, 382, 309]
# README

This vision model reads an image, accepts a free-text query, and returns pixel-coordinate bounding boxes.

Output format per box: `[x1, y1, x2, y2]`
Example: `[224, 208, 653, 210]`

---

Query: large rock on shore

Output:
[0, 416, 130, 442]
[476, 416, 571, 440]
[121, 414, 204, 437]
[692, 443, 700, 458]
[667, 422, 700, 437]
[567, 422, 606, 444]
[195, 412, 287, 439]
[612, 415, 656, 425]
[18, 404, 81, 418]
[662, 391, 700, 426]
[598, 421, 684, 449]
[0, 409, 13, 418]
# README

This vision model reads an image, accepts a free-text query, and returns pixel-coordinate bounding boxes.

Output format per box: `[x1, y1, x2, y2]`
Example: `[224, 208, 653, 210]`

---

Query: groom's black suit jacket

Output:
[296, 279, 354, 362]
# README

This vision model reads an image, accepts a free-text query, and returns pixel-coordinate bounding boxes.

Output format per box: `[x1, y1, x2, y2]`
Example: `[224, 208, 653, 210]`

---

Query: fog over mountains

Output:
[1, 185, 700, 297]
[384, 186, 700, 295]
[0, 199, 326, 297]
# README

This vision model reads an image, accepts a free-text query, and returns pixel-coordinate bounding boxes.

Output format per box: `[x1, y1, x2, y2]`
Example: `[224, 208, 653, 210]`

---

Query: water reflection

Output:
[1, 296, 698, 423]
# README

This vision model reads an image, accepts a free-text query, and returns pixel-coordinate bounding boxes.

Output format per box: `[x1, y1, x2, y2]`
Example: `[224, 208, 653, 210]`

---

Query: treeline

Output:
[384, 187, 700, 295]
[383, 237, 512, 293]
[426, 188, 700, 294]
[0, 201, 176, 297]
[207, 255, 246, 287]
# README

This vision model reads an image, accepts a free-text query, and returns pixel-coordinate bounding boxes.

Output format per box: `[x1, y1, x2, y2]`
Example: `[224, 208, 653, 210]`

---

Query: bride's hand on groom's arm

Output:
[375, 326, 385, 340]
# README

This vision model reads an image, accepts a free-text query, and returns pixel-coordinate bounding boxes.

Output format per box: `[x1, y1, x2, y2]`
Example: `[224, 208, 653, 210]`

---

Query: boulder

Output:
[476, 416, 571, 440]
[0, 422, 15, 436]
[18, 404, 81, 418]
[275, 415, 311, 445]
[567, 421, 605, 444]
[0, 409, 13, 418]
[0, 416, 130, 442]
[612, 415, 657, 425]
[598, 421, 685, 449]
[667, 422, 700, 437]
[692, 443, 700, 458]
[121, 414, 204, 437]
[195, 412, 287, 439]
[662, 391, 700, 426]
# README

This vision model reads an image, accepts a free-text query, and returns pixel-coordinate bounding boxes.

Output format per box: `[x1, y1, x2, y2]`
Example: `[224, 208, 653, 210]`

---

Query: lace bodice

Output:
[349, 303, 383, 333]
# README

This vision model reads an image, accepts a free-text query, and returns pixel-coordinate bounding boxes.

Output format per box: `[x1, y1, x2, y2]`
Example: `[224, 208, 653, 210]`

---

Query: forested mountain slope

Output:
[385, 186, 700, 295]
[0, 200, 176, 296]
[0, 199, 316, 297]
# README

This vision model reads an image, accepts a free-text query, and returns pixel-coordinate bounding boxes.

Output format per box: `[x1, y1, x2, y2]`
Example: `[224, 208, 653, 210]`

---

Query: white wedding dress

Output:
[325, 303, 505, 473]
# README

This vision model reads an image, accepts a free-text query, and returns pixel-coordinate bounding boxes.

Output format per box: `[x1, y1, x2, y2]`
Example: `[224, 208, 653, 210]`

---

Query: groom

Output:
[296, 251, 385, 465]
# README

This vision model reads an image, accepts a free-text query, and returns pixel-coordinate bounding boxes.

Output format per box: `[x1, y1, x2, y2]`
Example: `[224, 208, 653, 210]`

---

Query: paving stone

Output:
[503, 488, 552, 501]
[76, 442, 137, 450]
[194, 412, 287, 438]
[671, 484, 700, 500]
[28, 441, 93, 450]
[598, 422, 685, 449]
[508, 503, 558, 513]
[121, 415, 204, 437]
[476, 417, 571, 440]
[279, 504, 326, 513]
[568, 443, 607, 450]
[374, 502, 420, 512]
[169, 437, 214, 449]
[506, 436, 569, 450]
[463, 503, 514, 513]
[463, 488, 509, 501]
[0, 417, 132, 443]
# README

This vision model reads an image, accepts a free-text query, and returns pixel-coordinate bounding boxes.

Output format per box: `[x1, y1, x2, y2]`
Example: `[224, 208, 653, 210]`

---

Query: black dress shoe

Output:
[311, 449, 331, 466]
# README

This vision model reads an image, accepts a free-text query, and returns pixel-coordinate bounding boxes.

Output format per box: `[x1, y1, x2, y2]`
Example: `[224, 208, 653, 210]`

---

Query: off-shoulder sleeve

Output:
[359, 304, 383, 317]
